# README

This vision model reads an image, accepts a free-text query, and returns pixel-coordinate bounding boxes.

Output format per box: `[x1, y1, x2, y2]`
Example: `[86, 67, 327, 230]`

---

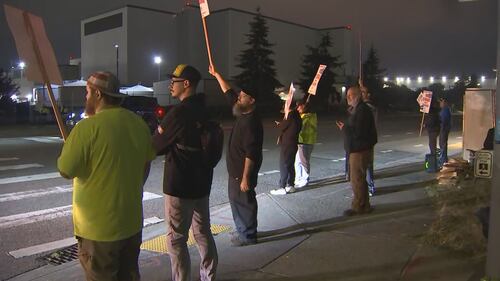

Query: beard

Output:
[232, 102, 254, 117]
[85, 98, 96, 116]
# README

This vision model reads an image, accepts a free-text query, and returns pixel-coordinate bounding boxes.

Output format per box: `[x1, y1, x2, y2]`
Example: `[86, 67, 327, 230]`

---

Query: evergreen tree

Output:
[362, 45, 385, 101]
[234, 8, 281, 103]
[0, 69, 19, 113]
[299, 32, 343, 106]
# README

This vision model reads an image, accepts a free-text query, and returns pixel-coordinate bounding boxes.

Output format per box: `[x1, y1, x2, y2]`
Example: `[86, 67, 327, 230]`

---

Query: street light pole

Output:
[114, 44, 119, 79]
[154, 56, 162, 81]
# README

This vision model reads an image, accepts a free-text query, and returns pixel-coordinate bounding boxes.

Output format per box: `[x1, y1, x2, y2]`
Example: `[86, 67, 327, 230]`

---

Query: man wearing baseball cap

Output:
[208, 64, 263, 246]
[153, 64, 218, 280]
[58, 71, 156, 281]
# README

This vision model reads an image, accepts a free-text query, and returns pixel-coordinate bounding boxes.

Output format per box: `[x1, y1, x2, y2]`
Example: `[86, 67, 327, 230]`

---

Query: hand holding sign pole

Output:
[199, 0, 214, 66]
[284, 82, 295, 120]
[5, 5, 68, 140]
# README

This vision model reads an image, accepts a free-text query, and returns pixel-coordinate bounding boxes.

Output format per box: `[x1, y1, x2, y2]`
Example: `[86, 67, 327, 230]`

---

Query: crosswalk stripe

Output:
[0, 172, 61, 185]
[23, 137, 62, 144]
[0, 164, 44, 171]
[0, 185, 72, 203]
[0, 192, 163, 229]
[258, 170, 280, 176]
[8, 216, 165, 258]
[0, 157, 19, 162]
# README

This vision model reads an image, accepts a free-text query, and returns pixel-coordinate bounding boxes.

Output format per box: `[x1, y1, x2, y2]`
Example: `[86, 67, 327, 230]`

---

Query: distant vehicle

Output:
[65, 96, 168, 134]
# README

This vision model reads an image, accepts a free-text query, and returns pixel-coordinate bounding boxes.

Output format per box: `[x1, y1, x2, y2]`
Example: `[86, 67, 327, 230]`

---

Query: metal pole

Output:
[485, 0, 500, 278]
[116, 46, 119, 79]
[158, 64, 161, 81]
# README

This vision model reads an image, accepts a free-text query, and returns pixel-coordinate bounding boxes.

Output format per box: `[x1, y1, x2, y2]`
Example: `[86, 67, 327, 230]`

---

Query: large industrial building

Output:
[81, 5, 355, 98]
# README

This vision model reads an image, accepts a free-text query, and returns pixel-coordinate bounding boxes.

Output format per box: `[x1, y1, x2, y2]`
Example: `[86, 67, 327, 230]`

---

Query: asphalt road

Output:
[0, 113, 464, 280]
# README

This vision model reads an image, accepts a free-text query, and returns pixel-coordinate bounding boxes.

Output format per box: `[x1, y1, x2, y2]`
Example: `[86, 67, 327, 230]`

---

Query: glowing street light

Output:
[430, 76, 435, 83]
[406, 77, 411, 83]
[18, 61, 26, 79]
[383, 77, 389, 82]
[418, 76, 423, 83]
[154, 56, 162, 81]
[481, 76, 486, 82]
[442, 76, 447, 83]
[454, 76, 460, 83]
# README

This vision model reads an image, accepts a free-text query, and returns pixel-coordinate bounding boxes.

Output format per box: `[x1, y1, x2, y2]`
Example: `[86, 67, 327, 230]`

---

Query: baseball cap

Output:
[87, 71, 126, 98]
[168, 64, 201, 84]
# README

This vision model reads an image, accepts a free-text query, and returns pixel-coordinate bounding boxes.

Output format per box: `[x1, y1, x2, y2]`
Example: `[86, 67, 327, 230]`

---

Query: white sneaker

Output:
[270, 188, 287, 195]
[285, 186, 296, 193]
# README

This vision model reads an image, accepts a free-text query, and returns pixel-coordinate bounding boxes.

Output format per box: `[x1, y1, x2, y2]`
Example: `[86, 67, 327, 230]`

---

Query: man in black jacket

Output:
[336, 86, 377, 216]
[209, 64, 263, 247]
[153, 64, 218, 281]
[271, 103, 302, 195]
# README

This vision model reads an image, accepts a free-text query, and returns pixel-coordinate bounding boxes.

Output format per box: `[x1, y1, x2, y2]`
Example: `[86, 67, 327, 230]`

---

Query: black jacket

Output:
[152, 94, 213, 198]
[344, 101, 378, 153]
[278, 110, 302, 148]
[225, 89, 263, 188]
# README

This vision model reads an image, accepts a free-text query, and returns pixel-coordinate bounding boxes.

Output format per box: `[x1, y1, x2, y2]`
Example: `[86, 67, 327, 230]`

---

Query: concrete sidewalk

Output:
[9, 164, 485, 281]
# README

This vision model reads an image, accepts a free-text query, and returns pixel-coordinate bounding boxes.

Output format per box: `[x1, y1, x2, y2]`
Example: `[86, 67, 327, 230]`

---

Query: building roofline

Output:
[125, 5, 176, 15]
[186, 4, 349, 32]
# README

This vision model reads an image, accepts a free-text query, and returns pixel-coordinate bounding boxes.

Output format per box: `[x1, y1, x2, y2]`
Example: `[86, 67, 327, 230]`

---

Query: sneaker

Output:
[270, 188, 287, 195]
[295, 181, 308, 188]
[231, 235, 257, 247]
[285, 186, 296, 193]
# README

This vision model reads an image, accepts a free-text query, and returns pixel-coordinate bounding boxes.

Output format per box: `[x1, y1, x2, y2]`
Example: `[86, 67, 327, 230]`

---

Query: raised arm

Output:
[208, 64, 231, 93]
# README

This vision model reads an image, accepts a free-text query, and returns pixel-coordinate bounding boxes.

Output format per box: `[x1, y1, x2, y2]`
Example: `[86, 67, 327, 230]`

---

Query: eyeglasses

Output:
[170, 79, 186, 85]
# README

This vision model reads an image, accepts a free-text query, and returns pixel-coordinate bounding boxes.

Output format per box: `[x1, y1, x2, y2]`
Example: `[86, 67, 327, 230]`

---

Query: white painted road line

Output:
[0, 157, 19, 162]
[406, 132, 414, 135]
[262, 149, 269, 152]
[23, 137, 62, 143]
[0, 185, 72, 203]
[9, 237, 77, 259]
[380, 150, 393, 153]
[143, 216, 164, 227]
[258, 170, 280, 176]
[0, 172, 61, 185]
[456, 136, 463, 139]
[331, 157, 346, 162]
[8, 216, 165, 258]
[414, 144, 424, 147]
[0, 163, 44, 171]
[0, 192, 163, 229]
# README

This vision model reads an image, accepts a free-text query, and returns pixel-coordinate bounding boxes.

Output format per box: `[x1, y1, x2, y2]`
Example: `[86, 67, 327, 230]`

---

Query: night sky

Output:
[0, 0, 497, 77]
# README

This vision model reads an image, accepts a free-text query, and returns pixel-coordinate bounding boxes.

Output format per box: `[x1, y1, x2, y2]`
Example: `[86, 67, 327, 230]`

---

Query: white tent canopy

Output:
[64, 79, 87, 87]
[120, 84, 154, 94]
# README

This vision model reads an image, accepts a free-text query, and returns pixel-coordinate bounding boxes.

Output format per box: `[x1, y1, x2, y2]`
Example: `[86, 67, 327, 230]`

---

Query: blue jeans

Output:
[439, 129, 450, 166]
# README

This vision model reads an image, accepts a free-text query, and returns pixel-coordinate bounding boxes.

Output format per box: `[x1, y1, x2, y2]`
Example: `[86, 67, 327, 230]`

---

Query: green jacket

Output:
[298, 113, 317, 144]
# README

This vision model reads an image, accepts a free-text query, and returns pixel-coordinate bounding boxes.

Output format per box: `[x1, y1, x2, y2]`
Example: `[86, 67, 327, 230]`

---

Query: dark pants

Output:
[349, 149, 373, 213]
[428, 130, 440, 156]
[439, 129, 450, 166]
[279, 144, 298, 188]
[77, 231, 142, 281]
[228, 177, 258, 241]
[346, 151, 375, 194]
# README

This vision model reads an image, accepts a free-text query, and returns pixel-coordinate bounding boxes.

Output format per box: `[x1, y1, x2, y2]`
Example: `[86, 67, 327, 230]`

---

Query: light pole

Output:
[154, 56, 162, 81]
[114, 44, 119, 79]
[18, 61, 25, 79]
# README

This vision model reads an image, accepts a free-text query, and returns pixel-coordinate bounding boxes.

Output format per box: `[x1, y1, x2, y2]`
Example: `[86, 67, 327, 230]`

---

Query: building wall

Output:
[81, 8, 127, 82]
[127, 6, 178, 85]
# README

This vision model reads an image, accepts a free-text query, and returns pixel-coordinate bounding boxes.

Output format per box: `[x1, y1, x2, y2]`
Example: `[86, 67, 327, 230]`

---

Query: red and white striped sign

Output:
[417, 90, 433, 113]
[307, 64, 327, 95]
[199, 0, 210, 18]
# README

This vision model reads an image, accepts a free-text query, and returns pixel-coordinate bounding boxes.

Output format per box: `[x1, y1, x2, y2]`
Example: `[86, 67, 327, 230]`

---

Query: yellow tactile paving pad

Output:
[141, 224, 231, 253]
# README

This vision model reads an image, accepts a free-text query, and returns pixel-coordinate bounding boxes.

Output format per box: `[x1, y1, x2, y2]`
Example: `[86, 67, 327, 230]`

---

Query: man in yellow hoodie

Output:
[294, 99, 318, 188]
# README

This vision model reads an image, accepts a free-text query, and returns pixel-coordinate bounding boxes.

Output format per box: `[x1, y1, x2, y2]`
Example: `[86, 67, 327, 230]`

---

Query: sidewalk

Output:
[9, 163, 485, 281]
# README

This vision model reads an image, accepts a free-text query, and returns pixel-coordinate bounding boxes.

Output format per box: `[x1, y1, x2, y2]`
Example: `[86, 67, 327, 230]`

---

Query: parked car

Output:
[65, 96, 168, 134]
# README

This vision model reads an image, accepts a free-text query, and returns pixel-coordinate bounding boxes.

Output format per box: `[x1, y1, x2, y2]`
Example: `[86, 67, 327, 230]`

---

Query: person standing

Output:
[270, 101, 302, 195]
[336, 86, 377, 216]
[58, 71, 155, 281]
[425, 99, 441, 157]
[439, 97, 451, 166]
[360, 84, 377, 196]
[209, 65, 263, 246]
[153, 64, 218, 281]
[294, 99, 317, 188]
